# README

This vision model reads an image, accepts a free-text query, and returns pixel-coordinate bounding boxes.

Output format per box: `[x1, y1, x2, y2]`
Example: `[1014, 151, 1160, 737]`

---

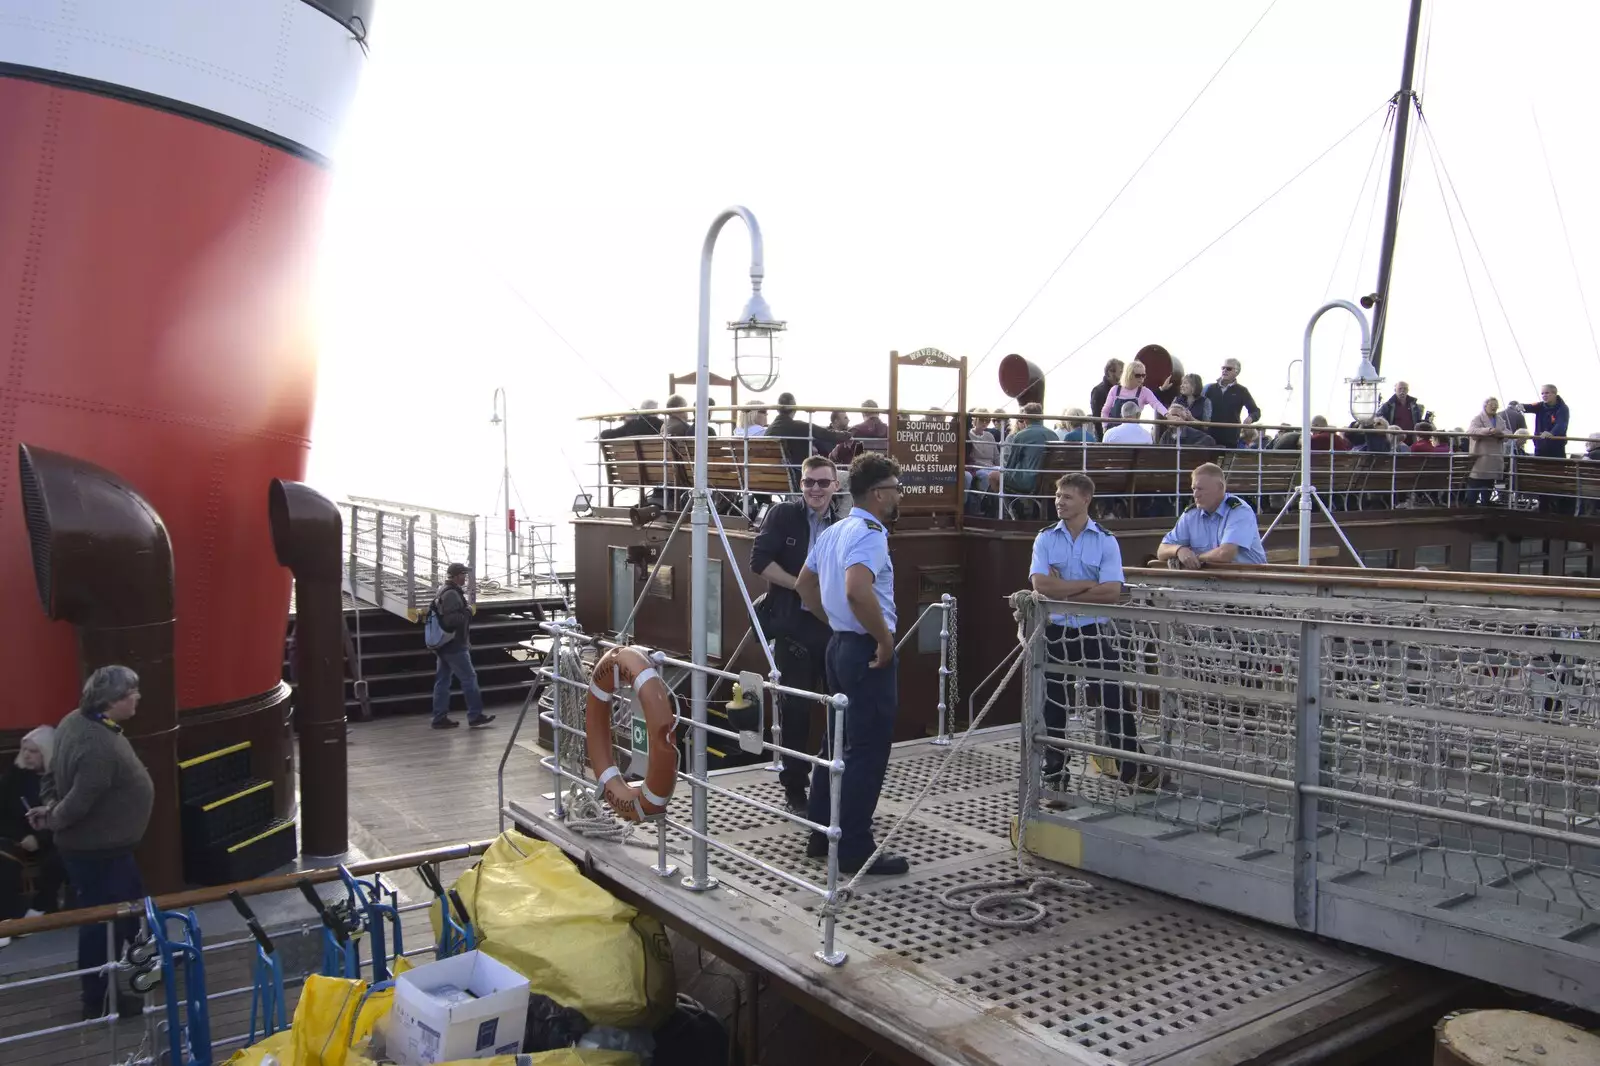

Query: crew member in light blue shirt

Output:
[1028, 473, 1147, 791]
[797, 452, 907, 877]
[1156, 462, 1269, 568]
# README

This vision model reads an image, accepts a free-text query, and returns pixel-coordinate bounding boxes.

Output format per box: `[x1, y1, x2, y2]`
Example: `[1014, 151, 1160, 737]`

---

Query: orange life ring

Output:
[585, 646, 679, 821]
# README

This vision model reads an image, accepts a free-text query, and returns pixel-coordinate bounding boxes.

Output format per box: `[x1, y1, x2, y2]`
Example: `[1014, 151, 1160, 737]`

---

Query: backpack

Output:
[423, 591, 455, 650]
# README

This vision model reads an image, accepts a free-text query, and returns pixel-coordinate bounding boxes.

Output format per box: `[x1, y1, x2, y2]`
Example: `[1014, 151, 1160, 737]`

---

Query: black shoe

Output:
[806, 832, 828, 859]
[840, 852, 910, 876]
[784, 790, 809, 817]
[468, 714, 497, 728]
[431, 718, 460, 730]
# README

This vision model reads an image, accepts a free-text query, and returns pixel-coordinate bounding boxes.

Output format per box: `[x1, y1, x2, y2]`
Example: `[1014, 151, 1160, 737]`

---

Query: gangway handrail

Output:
[0, 839, 493, 939]
[346, 494, 479, 522]
[1123, 563, 1600, 600]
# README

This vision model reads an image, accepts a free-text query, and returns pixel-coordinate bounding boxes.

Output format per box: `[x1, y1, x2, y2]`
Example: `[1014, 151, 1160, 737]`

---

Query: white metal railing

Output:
[524, 620, 855, 965]
[0, 845, 485, 1064]
[582, 407, 1600, 526]
[1014, 571, 1600, 1009]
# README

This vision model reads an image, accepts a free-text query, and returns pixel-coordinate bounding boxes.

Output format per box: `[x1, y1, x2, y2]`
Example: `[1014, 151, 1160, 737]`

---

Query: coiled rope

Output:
[821, 590, 1097, 928]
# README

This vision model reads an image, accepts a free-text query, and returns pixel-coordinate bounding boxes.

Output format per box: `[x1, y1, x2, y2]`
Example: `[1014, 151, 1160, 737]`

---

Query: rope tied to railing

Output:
[821, 591, 1094, 927]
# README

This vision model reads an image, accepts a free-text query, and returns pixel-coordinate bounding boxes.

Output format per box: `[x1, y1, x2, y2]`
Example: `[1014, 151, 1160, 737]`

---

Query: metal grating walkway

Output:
[511, 727, 1455, 1065]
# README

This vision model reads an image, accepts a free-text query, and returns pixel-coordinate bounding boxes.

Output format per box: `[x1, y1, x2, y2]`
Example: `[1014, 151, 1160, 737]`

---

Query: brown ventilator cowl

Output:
[17, 443, 182, 892]
[269, 478, 348, 858]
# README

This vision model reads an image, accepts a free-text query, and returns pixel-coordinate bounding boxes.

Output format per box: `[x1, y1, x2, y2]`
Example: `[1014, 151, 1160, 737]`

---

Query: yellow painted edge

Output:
[201, 780, 271, 812]
[179, 741, 251, 769]
[226, 821, 295, 853]
[707, 747, 725, 758]
[1016, 816, 1084, 868]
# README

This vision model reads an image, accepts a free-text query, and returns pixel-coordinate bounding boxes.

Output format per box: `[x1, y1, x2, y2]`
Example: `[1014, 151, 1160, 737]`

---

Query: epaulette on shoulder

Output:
[864, 518, 885, 533]
[1225, 496, 1243, 509]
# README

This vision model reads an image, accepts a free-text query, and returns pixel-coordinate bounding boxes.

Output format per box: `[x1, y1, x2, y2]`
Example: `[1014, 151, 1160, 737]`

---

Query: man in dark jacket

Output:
[1377, 381, 1424, 435]
[598, 399, 663, 439]
[1201, 359, 1261, 447]
[430, 563, 495, 730]
[750, 455, 839, 813]
[1525, 384, 1571, 458]
[767, 392, 850, 489]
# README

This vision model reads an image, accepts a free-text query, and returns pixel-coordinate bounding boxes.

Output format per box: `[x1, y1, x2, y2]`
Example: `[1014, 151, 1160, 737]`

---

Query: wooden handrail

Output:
[0, 838, 493, 938]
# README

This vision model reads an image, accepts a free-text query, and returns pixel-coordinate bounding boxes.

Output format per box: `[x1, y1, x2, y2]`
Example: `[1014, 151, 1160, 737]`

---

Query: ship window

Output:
[1563, 553, 1590, 578]
[609, 547, 634, 640]
[1414, 545, 1449, 569]
[1518, 559, 1549, 576]
[1468, 542, 1500, 573]
[1360, 549, 1397, 569]
[1519, 538, 1548, 557]
[1568, 541, 1589, 553]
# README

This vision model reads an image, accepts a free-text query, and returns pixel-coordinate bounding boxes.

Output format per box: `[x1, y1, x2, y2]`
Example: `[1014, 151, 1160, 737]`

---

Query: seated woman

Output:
[1, 726, 65, 945]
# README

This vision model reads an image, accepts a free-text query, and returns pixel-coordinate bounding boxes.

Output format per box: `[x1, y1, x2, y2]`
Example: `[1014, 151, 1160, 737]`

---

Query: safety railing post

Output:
[817, 692, 848, 967]
[931, 594, 953, 746]
[766, 659, 783, 772]
[373, 510, 385, 609]
[466, 516, 478, 603]
[549, 624, 566, 821]
[651, 815, 677, 880]
[1292, 617, 1322, 933]
[405, 515, 417, 617]
[1020, 600, 1047, 829]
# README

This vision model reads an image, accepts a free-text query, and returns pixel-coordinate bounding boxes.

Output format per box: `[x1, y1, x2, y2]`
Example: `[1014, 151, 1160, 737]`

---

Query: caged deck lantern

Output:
[730, 290, 785, 393]
[1347, 356, 1384, 423]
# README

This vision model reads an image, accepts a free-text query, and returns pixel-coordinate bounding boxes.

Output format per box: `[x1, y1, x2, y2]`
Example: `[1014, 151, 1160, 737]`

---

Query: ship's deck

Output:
[2, 713, 1460, 1066]
[509, 727, 1461, 1065]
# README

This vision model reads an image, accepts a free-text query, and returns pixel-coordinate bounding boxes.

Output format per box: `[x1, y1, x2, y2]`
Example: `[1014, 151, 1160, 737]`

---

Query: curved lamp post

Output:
[1264, 301, 1376, 566]
[687, 206, 782, 891]
[490, 388, 511, 584]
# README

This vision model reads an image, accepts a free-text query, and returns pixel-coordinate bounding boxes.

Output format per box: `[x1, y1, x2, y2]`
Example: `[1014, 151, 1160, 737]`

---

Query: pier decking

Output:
[2, 713, 1460, 1066]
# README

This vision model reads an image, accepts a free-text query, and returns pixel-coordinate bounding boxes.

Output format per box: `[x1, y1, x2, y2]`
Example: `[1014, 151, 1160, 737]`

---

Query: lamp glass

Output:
[1349, 379, 1381, 421]
[733, 324, 782, 392]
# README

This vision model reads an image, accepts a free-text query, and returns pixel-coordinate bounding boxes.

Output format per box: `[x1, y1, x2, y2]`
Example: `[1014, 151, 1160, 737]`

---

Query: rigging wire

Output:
[1418, 115, 1537, 393]
[1324, 91, 1427, 416]
[1531, 107, 1600, 370]
[1305, 108, 1392, 421]
[1418, 123, 1502, 398]
[496, 274, 634, 408]
[943, 0, 1284, 404]
[1034, 101, 1390, 383]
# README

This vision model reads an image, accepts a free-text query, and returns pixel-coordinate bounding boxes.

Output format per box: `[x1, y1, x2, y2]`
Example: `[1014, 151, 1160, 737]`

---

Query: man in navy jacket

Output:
[750, 455, 840, 813]
[1525, 385, 1571, 458]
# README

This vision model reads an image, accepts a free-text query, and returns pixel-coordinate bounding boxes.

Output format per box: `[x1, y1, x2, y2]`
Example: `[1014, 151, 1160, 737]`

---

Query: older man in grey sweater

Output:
[30, 665, 153, 1018]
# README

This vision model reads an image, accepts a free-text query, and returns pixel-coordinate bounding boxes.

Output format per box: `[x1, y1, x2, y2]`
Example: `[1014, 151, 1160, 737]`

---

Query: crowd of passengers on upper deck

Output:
[595, 350, 1600, 519]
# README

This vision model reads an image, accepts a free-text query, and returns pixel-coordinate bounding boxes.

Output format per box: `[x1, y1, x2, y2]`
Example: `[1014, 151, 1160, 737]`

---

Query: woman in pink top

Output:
[1100, 360, 1170, 421]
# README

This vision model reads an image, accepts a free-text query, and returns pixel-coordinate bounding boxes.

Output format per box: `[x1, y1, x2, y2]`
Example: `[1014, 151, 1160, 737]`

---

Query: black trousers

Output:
[1043, 622, 1141, 784]
[60, 851, 144, 1010]
[773, 613, 831, 796]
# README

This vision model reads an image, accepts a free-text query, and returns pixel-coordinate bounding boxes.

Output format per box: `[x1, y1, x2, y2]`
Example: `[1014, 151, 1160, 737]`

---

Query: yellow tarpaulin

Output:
[430, 831, 675, 1027]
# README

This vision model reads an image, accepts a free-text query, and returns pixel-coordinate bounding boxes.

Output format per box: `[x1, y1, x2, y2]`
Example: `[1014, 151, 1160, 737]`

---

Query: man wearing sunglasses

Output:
[751, 455, 840, 814]
[796, 453, 907, 875]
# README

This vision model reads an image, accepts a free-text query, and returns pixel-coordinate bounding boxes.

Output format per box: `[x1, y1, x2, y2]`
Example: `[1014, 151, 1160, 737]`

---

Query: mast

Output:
[1368, 0, 1426, 373]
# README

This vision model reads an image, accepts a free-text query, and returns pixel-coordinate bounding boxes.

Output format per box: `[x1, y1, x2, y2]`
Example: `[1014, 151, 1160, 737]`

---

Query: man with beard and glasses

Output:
[796, 452, 906, 876]
[750, 455, 840, 814]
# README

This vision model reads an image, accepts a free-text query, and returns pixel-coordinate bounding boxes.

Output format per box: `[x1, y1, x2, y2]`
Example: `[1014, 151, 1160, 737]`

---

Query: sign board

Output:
[887, 348, 968, 522]
[631, 714, 650, 754]
[892, 416, 961, 509]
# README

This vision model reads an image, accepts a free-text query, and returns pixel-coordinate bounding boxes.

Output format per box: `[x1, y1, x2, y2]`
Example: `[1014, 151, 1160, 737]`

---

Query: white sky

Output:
[306, 0, 1600, 558]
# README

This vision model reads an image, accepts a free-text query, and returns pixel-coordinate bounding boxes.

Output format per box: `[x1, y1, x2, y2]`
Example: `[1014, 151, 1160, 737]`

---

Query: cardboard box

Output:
[388, 950, 529, 1064]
